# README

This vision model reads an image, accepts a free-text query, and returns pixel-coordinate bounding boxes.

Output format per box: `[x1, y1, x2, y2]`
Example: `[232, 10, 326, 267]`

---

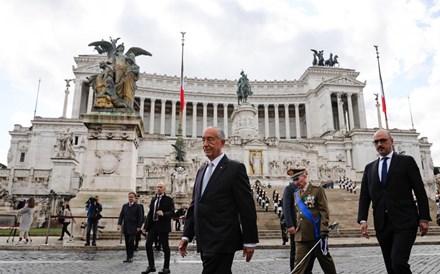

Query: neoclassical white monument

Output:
[1, 51, 436, 219]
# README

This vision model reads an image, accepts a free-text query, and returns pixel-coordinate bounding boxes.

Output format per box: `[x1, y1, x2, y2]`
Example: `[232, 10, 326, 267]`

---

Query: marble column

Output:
[149, 99, 156, 134]
[284, 104, 290, 139]
[87, 88, 94, 113]
[337, 93, 345, 131]
[274, 104, 280, 139]
[192, 102, 197, 138]
[295, 103, 301, 139]
[264, 104, 269, 138]
[357, 93, 368, 128]
[346, 148, 352, 167]
[171, 100, 177, 137]
[347, 93, 355, 130]
[213, 103, 218, 127]
[160, 99, 166, 135]
[139, 97, 145, 126]
[254, 104, 259, 131]
[203, 102, 208, 130]
[305, 103, 311, 138]
[223, 103, 228, 138]
[327, 92, 335, 131]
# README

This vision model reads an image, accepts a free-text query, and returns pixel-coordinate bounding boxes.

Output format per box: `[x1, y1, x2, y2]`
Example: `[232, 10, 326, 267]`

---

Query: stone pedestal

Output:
[231, 103, 259, 139]
[69, 112, 144, 232]
[50, 157, 79, 194]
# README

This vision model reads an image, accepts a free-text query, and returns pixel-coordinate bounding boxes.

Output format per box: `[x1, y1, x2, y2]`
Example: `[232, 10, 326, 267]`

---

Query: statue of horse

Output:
[325, 54, 339, 67]
[237, 80, 252, 105]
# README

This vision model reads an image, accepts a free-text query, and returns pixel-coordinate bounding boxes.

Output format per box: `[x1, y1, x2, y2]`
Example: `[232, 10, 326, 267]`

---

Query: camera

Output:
[86, 196, 97, 205]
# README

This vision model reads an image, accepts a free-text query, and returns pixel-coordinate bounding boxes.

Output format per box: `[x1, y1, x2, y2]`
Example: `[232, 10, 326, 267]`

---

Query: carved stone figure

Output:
[87, 37, 152, 111]
[55, 129, 75, 157]
[237, 70, 252, 105]
[171, 166, 188, 194]
[250, 151, 263, 175]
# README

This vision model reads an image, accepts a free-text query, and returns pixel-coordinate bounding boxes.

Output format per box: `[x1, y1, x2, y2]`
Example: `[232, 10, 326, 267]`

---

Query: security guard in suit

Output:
[292, 168, 336, 274]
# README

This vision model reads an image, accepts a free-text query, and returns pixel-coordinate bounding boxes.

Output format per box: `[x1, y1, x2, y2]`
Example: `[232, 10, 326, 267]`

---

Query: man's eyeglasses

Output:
[372, 138, 389, 144]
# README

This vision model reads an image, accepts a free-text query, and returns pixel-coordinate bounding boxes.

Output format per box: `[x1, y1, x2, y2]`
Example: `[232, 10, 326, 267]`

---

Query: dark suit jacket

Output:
[183, 155, 259, 254]
[145, 194, 175, 233]
[282, 183, 298, 229]
[358, 152, 432, 231]
[117, 202, 143, 235]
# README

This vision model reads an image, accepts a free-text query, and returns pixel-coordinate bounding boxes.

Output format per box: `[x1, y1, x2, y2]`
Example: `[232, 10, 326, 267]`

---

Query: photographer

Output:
[85, 196, 102, 246]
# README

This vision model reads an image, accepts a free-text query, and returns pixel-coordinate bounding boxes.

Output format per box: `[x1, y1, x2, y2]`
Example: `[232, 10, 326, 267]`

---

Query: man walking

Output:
[178, 126, 259, 274]
[142, 182, 175, 274]
[117, 192, 143, 263]
[282, 168, 314, 273]
[358, 129, 431, 273]
[291, 168, 336, 274]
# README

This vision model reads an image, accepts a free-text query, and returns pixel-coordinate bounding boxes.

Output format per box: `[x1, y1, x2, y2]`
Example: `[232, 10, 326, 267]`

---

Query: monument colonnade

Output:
[132, 91, 364, 140]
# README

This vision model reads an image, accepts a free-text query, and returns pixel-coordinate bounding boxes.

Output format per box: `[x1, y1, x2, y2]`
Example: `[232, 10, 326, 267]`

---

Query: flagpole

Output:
[173, 32, 186, 165]
[179, 32, 186, 124]
[408, 96, 415, 130]
[374, 45, 389, 130]
[33, 78, 41, 118]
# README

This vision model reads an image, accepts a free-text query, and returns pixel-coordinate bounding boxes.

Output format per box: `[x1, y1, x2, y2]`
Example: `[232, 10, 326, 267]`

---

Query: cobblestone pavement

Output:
[1, 245, 440, 274]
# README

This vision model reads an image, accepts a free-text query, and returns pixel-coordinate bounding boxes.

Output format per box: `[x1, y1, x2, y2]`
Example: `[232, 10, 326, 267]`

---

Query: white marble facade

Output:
[3, 54, 436, 201]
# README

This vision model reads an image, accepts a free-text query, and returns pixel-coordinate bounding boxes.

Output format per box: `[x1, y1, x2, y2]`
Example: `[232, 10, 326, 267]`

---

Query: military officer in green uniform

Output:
[292, 168, 337, 274]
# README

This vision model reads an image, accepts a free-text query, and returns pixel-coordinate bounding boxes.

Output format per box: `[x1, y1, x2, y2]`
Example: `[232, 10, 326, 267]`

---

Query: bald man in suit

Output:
[179, 126, 259, 274]
[358, 129, 431, 274]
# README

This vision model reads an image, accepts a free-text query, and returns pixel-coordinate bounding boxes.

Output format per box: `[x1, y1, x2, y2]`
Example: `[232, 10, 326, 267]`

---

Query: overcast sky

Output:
[1, 0, 439, 166]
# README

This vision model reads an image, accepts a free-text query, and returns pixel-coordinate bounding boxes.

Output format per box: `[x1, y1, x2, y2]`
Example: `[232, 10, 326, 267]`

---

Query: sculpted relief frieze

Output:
[144, 161, 170, 178]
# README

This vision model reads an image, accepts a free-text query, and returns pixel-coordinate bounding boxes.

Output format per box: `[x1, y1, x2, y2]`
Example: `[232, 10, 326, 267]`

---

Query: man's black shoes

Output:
[141, 266, 156, 274]
[123, 257, 133, 263]
[158, 268, 171, 274]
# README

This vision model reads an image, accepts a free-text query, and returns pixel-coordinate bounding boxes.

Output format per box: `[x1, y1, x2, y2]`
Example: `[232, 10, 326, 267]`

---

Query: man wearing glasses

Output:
[358, 129, 431, 274]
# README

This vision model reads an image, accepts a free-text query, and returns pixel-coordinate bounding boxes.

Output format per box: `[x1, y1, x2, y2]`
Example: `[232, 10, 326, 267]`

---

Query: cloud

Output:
[0, 0, 439, 166]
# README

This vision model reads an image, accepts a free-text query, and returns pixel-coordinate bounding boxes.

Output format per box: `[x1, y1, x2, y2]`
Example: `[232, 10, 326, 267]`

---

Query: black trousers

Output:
[60, 222, 71, 239]
[146, 225, 170, 269]
[134, 230, 142, 249]
[124, 233, 136, 259]
[201, 252, 234, 274]
[376, 217, 417, 274]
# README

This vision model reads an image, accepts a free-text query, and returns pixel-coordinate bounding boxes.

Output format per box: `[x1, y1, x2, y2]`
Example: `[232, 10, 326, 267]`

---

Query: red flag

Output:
[180, 81, 185, 112]
[381, 89, 387, 115]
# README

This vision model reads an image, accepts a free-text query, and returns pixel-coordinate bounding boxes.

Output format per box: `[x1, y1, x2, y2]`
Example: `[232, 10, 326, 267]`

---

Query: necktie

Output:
[153, 196, 161, 221]
[201, 162, 214, 195]
[381, 157, 388, 185]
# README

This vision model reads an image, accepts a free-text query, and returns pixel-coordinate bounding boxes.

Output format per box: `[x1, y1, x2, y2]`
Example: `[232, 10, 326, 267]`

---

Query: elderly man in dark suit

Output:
[117, 192, 143, 263]
[358, 129, 431, 274]
[142, 182, 175, 274]
[179, 126, 259, 274]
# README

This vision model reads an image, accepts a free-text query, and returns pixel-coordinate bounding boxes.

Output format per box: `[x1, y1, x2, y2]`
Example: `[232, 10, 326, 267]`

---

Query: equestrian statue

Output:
[237, 70, 253, 105]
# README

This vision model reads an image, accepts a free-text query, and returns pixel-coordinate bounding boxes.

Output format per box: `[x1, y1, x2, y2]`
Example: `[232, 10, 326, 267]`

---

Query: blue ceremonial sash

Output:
[295, 191, 321, 240]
